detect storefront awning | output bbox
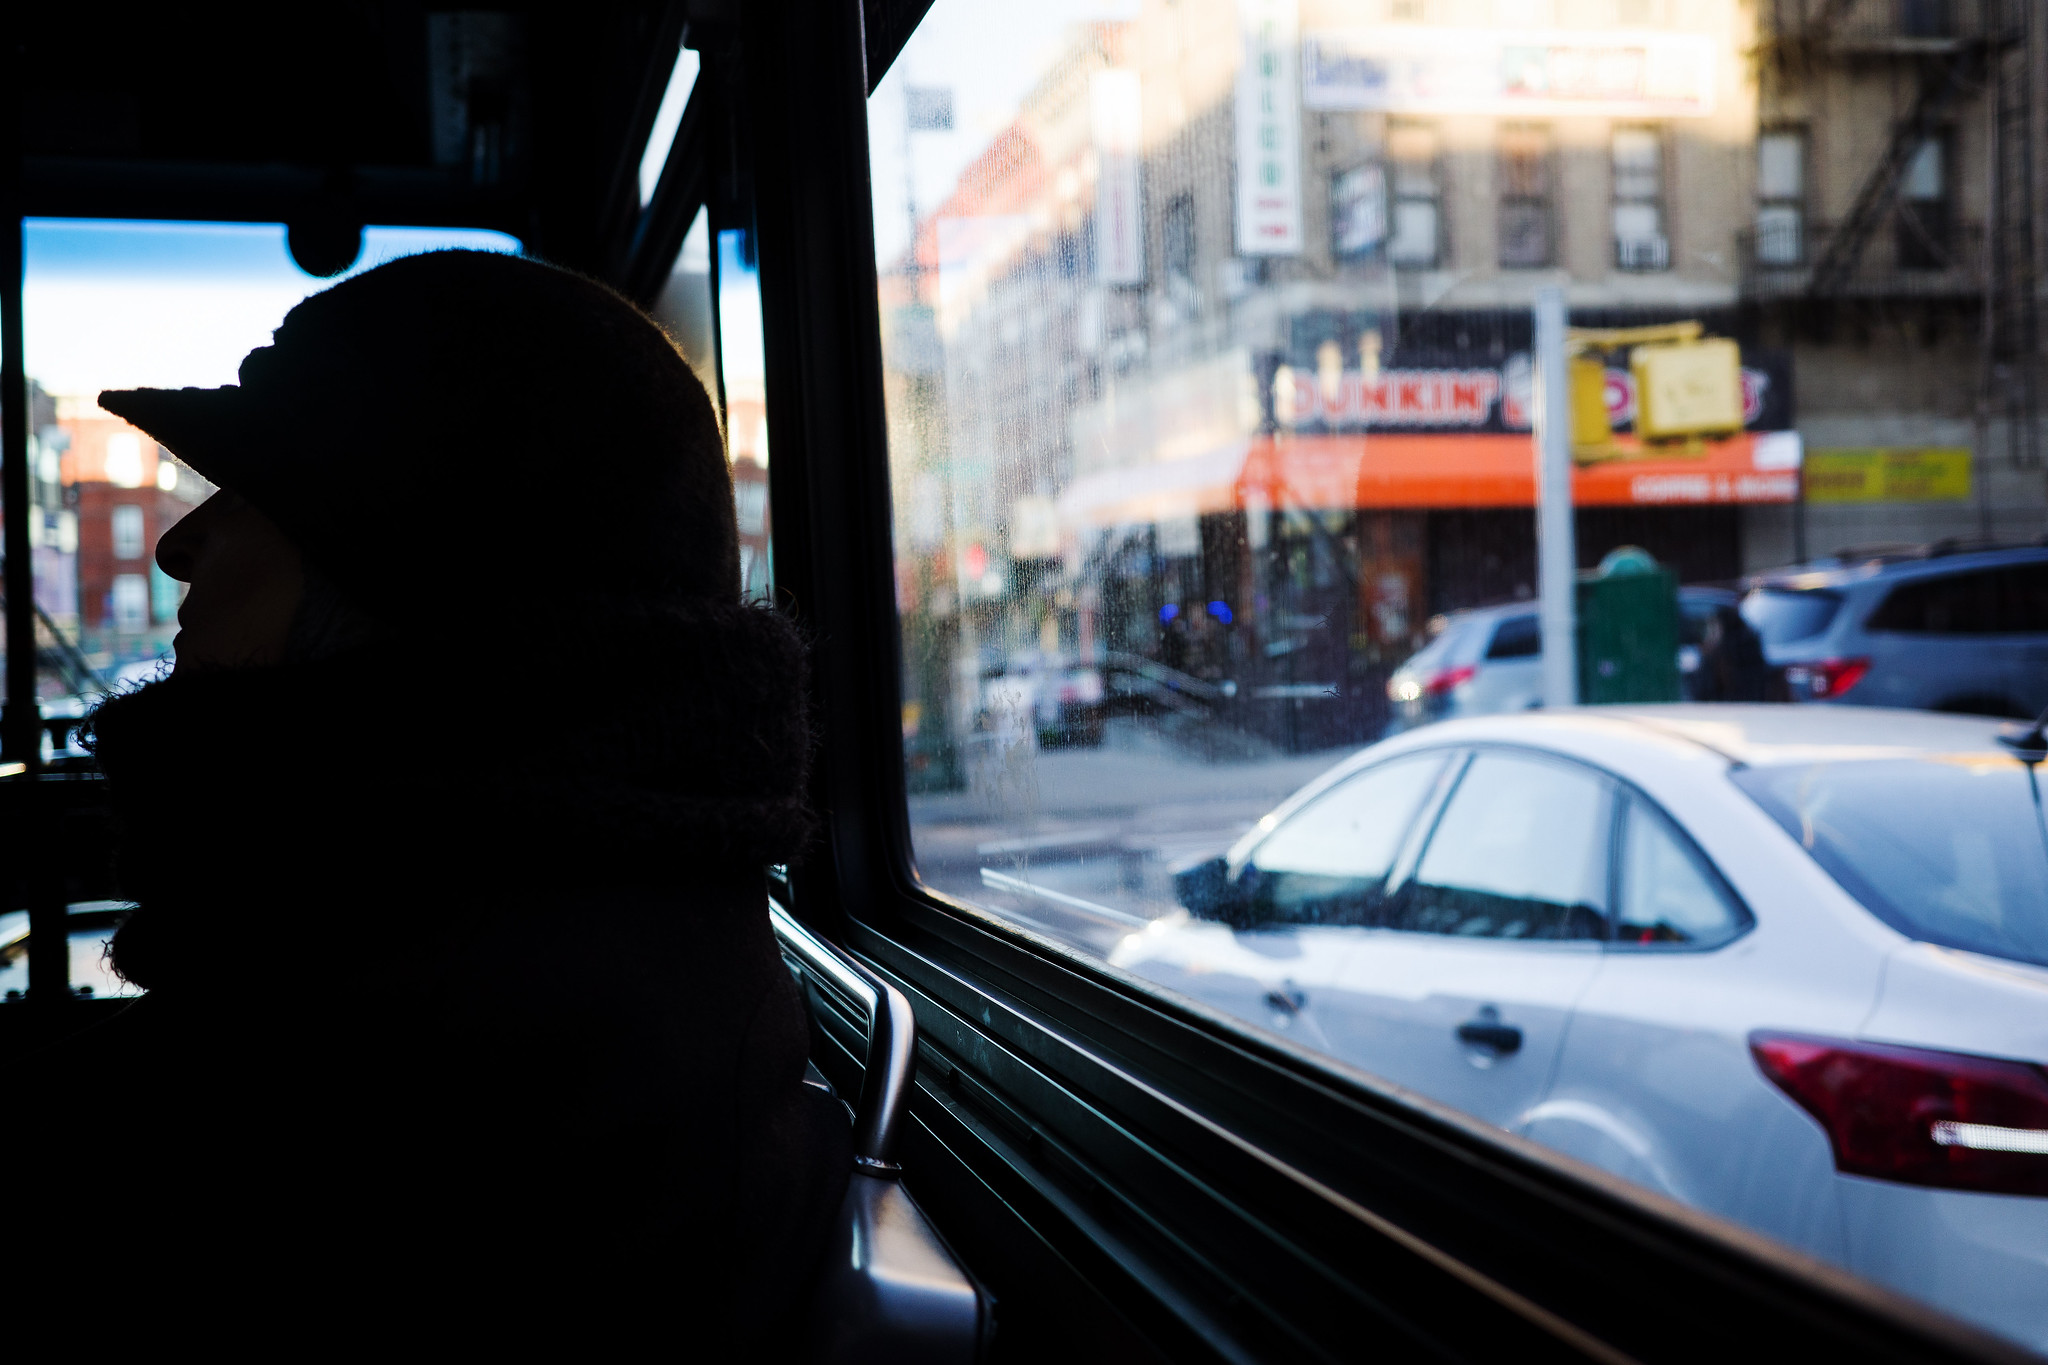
[1061,431,1800,527]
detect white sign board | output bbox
[1302,27,1716,118]
[1091,70,1145,285]
[1235,0,1302,256]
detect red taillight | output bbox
[1750,1032,2048,1195]
[1786,656,1870,699]
[1424,664,1477,697]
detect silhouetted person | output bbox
[5,251,849,1353]
[1696,603,1772,702]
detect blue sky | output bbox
[25,219,519,398]
[869,0,1138,267]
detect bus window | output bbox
[717,223,772,600]
[8,219,519,992]
[867,0,2048,1352]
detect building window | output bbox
[1497,125,1552,269]
[1386,125,1440,268]
[112,573,149,634]
[1755,128,1805,265]
[1897,133,1952,269]
[112,504,145,560]
[1161,192,1203,317]
[1612,127,1668,271]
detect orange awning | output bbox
[1246,433,1799,510]
[1060,432,1798,528]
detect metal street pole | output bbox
[1533,287,1576,708]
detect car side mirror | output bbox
[1173,855,1255,927]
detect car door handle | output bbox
[1265,985,1306,1015]
[1456,1018,1523,1055]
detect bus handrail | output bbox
[769,898,916,1176]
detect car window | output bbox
[2000,562,2048,632]
[1614,795,1750,948]
[1733,758,2048,969]
[1391,750,1610,940]
[1740,587,1843,646]
[1246,753,1449,926]
[1865,567,2005,634]
[1484,615,1540,660]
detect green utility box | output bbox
[1576,547,1681,705]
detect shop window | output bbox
[1611,127,1667,271]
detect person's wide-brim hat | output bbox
[100,249,739,625]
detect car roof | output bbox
[1380,704,2016,770]
[1746,543,2048,593]
[1434,600,1535,626]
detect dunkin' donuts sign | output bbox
[1275,367,1502,427]
[1271,349,1790,435]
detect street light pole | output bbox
[1533,286,1576,708]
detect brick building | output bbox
[57,400,211,673]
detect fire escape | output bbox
[1758,0,2039,469]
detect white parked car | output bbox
[1112,705,2048,1350]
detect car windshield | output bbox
[1733,757,2048,969]
[1739,587,1843,646]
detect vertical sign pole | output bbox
[1533,287,1576,708]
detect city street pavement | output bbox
[909,718,1360,956]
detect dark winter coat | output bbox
[4,602,848,1354]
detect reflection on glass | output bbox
[639,46,702,206]
[871,0,2048,1347]
[718,227,772,600]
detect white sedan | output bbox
[1110,705,2048,1350]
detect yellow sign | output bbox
[1805,448,1973,504]
[1632,338,1744,439]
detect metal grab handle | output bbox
[770,899,917,1177]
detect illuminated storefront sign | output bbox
[1272,355,1786,435]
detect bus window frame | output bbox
[726,2,2027,1362]
[0,5,2019,1359]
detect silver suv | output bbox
[1741,544,2048,717]
[1386,588,1758,733]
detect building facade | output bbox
[58,401,211,680]
[881,0,2045,752]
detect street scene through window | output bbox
[0,220,521,1001]
[871,0,2048,1350]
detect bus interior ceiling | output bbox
[9,5,693,279]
